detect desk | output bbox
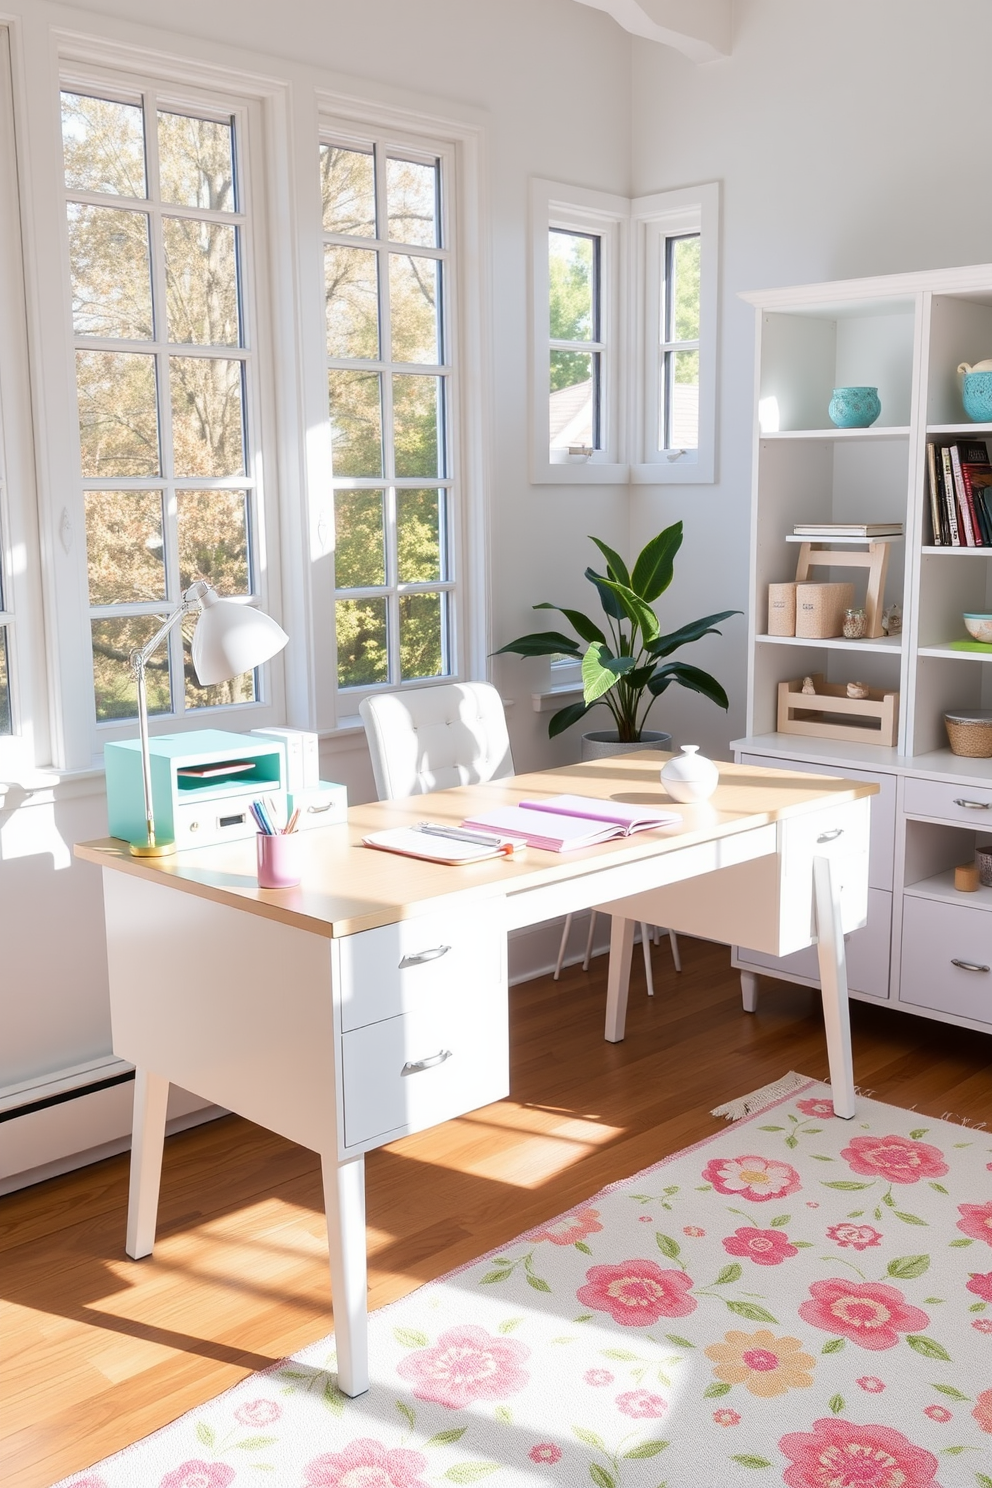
[76,753,875,1399]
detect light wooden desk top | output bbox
[75,753,877,939]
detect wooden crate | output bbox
[777,673,899,746]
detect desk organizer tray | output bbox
[777,673,899,746]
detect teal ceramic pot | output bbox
[828,386,881,428]
[962,371,992,422]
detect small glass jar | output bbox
[842,607,867,640]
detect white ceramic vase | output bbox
[660,744,719,802]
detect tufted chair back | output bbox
[359,682,514,801]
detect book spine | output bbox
[950,444,979,546]
[941,445,962,545]
[979,486,992,546]
[926,442,942,545]
[961,465,987,547]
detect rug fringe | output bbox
[711,1070,813,1121]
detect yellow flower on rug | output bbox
[704,1327,815,1396]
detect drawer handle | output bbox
[402,1049,453,1075]
[306,801,333,814]
[951,958,990,973]
[399,946,451,969]
[817,828,844,843]
[953,798,992,810]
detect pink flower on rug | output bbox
[701,1154,801,1202]
[722,1226,798,1265]
[825,1222,883,1251]
[705,1330,815,1397]
[841,1134,949,1184]
[924,1405,952,1423]
[974,1389,992,1433]
[584,1369,614,1386]
[973,1318,992,1333]
[576,1260,696,1325]
[396,1325,529,1409]
[683,1225,705,1237]
[71,1479,108,1488]
[234,1398,281,1427]
[527,1207,602,1246]
[528,1444,562,1464]
[856,1376,886,1393]
[967,1271,992,1302]
[805,1201,820,1209]
[713,1408,741,1427]
[779,1419,941,1488]
[957,1201,992,1246]
[616,1390,667,1418]
[799,1279,929,1350]
[796,1098,834,1119]
[304,1438,429,1487]
[637,1215,653,1222]
[159,1464,235,1488]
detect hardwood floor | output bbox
[2,938,991,1488]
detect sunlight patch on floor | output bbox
[389,1103,625,1186]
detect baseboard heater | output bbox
[0,1067,135,1124]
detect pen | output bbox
[285,808,301,835]
[415,821,505,847]
[251,799,274,835]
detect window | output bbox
[322,130,456,697]
[549,228,601,455]
[59,79,269,727]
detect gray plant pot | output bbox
[580,729,672,762]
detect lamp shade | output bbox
[190,587,289,686]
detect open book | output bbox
[362,824,525,865]
[460,794,681,853]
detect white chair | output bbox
[554,910,680,992]
[359,681,514,801]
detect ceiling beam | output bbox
[573,0,732,62]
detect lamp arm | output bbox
[127,589,203,854]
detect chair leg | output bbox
[554,913,572,981]
[640,922,655,997]
[668,928,681,973]
[582,910,597,971]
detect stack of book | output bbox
[792,522,904,539]
[926,439,992,546]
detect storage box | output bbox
[794,582,854,639]
[767,581,797,636]
[251,727,319,790]
[287,780,348,830]
[777,674,899,746]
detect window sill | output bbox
[532,683,584,713]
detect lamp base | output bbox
[129,837,176,857]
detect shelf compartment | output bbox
[756,633,901,653]
[919,644,992,661]
[777,673,899,746]
[761,427,911,441]
[920,545,992,555]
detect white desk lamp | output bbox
[128,580,289,857]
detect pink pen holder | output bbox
[256,832,300,889]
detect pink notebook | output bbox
[461,794,681,853]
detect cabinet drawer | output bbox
[337,911,503,1032]
[342,982,509,1147]
[903,776,992,828]
[900,896,992,1025]
[741,753,894,889]
[738,887,891,999]
[779,798,870,944]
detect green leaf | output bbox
[575,1240,593,1255]
[950,1238,975,1247]
[443,1464,499,1483]
[822,1181,873,1190]
[548,699,596,739]
[589,536,631,587]
[810,1155,836,1162]
[906,1334,951,1361]
[974,1473,992,1487]
[821,1338,845,1353]
[630,524,681,600]
[758,1126,784,1132]
[726,1301,777,1323]
[656,1233,682,1260]
[574,1313,595,1322]
[196,1422,215,1448]
[646,662,728,709]
[882,1192,896,1207]
[427,1428,469,1446]
[479,1268,513,1285]
[322,1381,345,1416]
[525,1273,552,1293]
[589,1465,616,1488]
[931,1384,970,1401]
[887,1254,930,1279]
[585,567,627,621]
[704,1381,733,1398]
[894,1211,928,1226]
[731,1455,773,1469]
[909,1128,930,1139]
[792,1241,815,1248]
[498,1317,524,1334]
[601,1349,640,1361]
[785,1135,799,1149]
[574,1426,608,1451]
[495,1406,512,1424]
[396,1401,417,1429]
[930,1182,949,1195]
[623,1440,670,1460]
[234,1436,279,1451]
[394,1327,429,1349]
[647,610,740,658]
[925,1298,945,1305]
[829,1395,845,1415]
[595,578,661,645]
[770,1214,791,1228]
[533,602,607,647]
[492,629,581,658]
[714,1263,743,1285]
[969,1302,988,1313]
[666,1335,695,1348]
[582,643,636,704]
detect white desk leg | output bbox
[321,1152,369,1398]
[604,916,636,1042]
[741,971,759,1012]
[813,855,856,1120]
[126,1068,170,1259]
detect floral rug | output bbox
[57,1078,992,1488]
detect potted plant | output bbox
[495,522,738,756]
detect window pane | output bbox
[386,157,437,247]
[170,357,245,476]
[325,245,379,360]
[549,350,596,451]
[336,597,387,687]
[393,374,441,478]
[61,92,146,198]
[0,628,10,735]
[164,218,240,346]
[76,350,160,477]
[389,254,439,365]
[158,112,234,211]
[183,627,255,710]
[328,369,383,477]
[321,144,375,237]
[68,204,153,340]
[400,591,445,680]
[177,489,249,593]
[92,614,171,722]
[664,348,699,451]
[549,229,595,342]
[397,488,443,583]
[334,489,385,588]
[668,234,701,343]
[85,490,166,604]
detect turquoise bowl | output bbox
[828,386,881,428]
[962,371,992,422]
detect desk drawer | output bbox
[342,981,509,1147]
[738,887,891,999]
[337,911,503,1032]
[780,798,870,943]
[900,896,992,1026]
[904,776,992,827]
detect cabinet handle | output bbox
[399,945,451,968]
[402,1049,453,1075]
[951,958,990,973]
[817,828,844,843]
[953,798,992,810]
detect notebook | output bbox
[460,794,681,852]
[362,824,526,864]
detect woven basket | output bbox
[945,710,992,757]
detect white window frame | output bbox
[631,182,719,485]
[531,179,628,485]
